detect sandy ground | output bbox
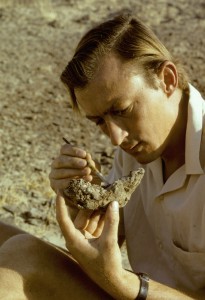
[0,0,205,267]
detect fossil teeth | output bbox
[63,168,144,210]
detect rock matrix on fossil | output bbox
[63,168,144,210]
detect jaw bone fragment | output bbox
[63,168,145,210]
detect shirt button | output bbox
[156,238,163,249]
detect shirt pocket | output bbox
[171,241,205,290]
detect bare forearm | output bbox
[101,269,203,300]
[147,280,198,300]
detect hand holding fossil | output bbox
[63,168,145,210]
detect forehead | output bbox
[74,54,144,115]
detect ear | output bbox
[158,61,178,96]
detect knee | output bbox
[0,233,58,299]
[0,221,26,246]
[0,233,45,271]
[0,233,36,253]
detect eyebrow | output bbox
[85,97,123,119]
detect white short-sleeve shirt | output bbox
[108,85,205,290]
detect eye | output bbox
[96,118,105,126]
[86,116,105,126]
[112,105,131,116]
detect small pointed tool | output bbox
[63,137,109,185]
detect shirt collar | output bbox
[185,84,204,175]
[147,84,204,196]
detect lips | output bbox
[121,143,139,153]
[121,143,140,154]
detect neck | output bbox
[162,156,185,182]
[162,87,189,182]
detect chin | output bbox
[131,151,158,164]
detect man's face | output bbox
[75,54,178,164]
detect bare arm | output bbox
[56,195,204,300]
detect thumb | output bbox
[101,201,119,243]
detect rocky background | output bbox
[0,0,205,265]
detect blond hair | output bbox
[61,14,188,110]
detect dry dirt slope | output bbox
[0,0,205,250]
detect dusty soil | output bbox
[0,0,205,266]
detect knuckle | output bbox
[60,144,72,154]
[60,144,67,154]
[51,159,57,168]
[68,157,77,168]
[57,157,66,168]
[51,157,61,168]
[53,156,70,169]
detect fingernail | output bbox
[79,160,86,167]
[111,201,119,211]
[76,150,86,157]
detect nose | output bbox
[105,119,128,146]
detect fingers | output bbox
[50,153,90,182]
[60,144,86,158]
[50,177,70,192]
[92,214,105,238]
[50,166,90,180]
[85,211,104,235]
[68,202,119,241]
[56,195,96,253]
[49,143,94,193]
[50,166,90,182]
[50,175,94,193]
[51,155,87,170]
[86,153,96,169]
[101,201,119,245]
[56,194,76,241]
[56,194,103,235]
[74,210,93,230]
[74,210,105,237]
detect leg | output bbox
[0,233,114,300]
[0,221,26,246]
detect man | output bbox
[0,14,204,299]
[50,14,205,299]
